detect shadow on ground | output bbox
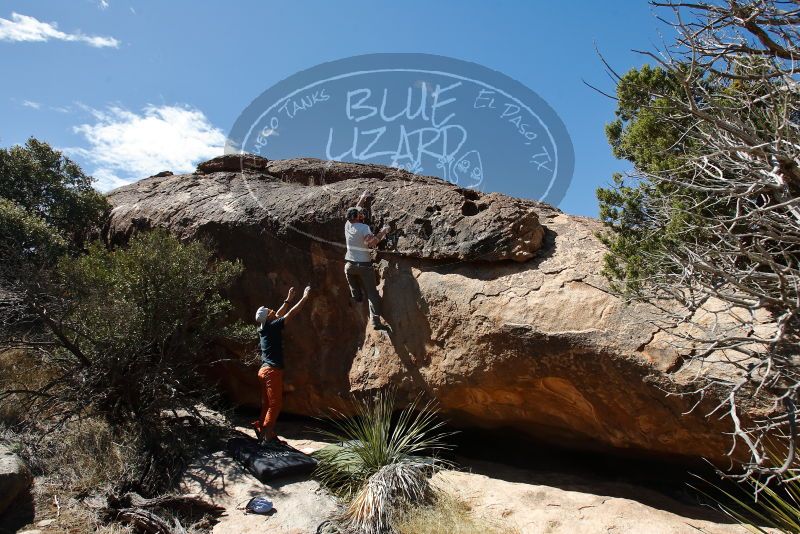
[0,488,35,534]
[232,410,739,526]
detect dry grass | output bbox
[1,350,140,533]
[26,487,134,534]
[0,418,140,533]
[343,461,435,534]
[392,492,519,534]
[33,417,139,493]
[1,349,138,492]
[0,349,59,425]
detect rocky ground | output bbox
[176,418,749,534]
[178,424,338,534]
[1,415,754,534]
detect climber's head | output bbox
[255,306,277,325]
[346,206,365,223]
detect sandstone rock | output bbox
[111,155,543,263]
[435,464,748,533]
[0,444,32,517]
[107,155,740,464]
[196,153,270,174]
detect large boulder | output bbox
[106,155,740,464]
[0,445,32,517]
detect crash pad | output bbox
[226,437,317,483]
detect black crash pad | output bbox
[226,437,317,483]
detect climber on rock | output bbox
[253,285,311,444]
[344,190,391,331]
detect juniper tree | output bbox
[598,0,800,479]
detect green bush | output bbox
[0,198,67,269]
[0,137,108,249]
[313,390,453,534]
[2,229,244,493]
[313,390,452,499]
[55,229,243,423]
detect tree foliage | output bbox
[598,65,702,289]
[597,0,800,479]
[0,198,67,273]
[1,229,244,492]
[0,138,109,249]
[0,140,245,509]
[55,230,243,422]
[0,139,106,359]
[0,138,109,325]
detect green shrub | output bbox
[313,390,452,499]
[0,137,108,249]
[0,198,67,270]
[313,390,453,534]
[53,229,243,423]
[1,229,245,494]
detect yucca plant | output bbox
[312,389,454,533]
[345,461,434,534]
[695,469,800,533]
[313,389,453,499]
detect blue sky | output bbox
[0,0,669,217]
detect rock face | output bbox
[107,154,738,464]
[0,445,32,517]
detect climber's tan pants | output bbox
[344,261,382,325]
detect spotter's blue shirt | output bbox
[259,317,285,369]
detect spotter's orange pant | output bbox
[256,365,283,439]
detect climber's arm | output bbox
[356,190,373,209]
[364,226,390,248]
[283,286,311,322]
[275,287,295,318]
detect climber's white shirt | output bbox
[344,221,373,263]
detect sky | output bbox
[0,0,672,217]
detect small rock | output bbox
[36,519,55,527]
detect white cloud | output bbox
[99,0,109,9]
[90,167,130,191]
[22,100,41,109]
[0,12,120,48]
[70,104,226,191]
